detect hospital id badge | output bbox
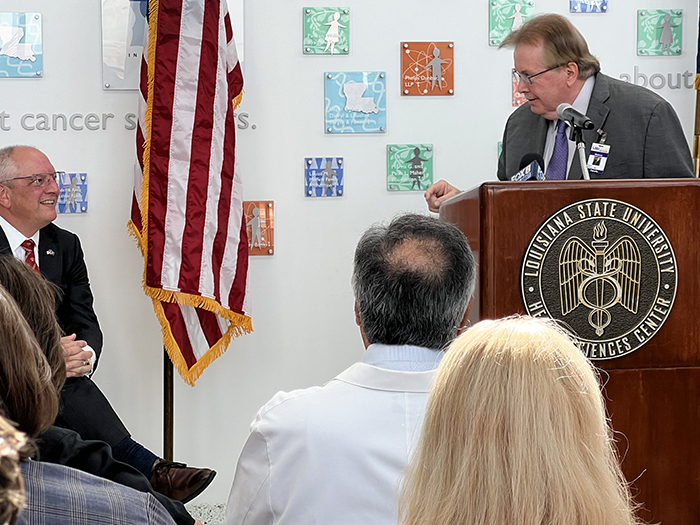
[587,143,610,174]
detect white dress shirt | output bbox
[225,344,443,525]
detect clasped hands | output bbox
[61,334,93,378]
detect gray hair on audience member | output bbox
[0,147,19,183]
[352,213,476,350]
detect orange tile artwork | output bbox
[400,41,454,96]
[512,75,527,107]
[244,201,274,256]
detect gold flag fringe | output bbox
[153,298,252,386]
[694,73,700,90]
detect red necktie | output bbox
[20,239,40,274]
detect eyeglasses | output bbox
[1,171,64,188]
[512,64,564,85]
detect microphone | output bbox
[510,153,545,181]
[556,103,594,130]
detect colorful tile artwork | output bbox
[305,157,344,197]
[637,9,682,56]
[569,0,608,13]
[387,144,434,192]
[244,201,274,256]
[57,172,88,214]
[303,7,349,55]
[400,42,454,96]
[324,71,386,133]
[489,0,534,47]
[512,75,527,107]
[0,12,43,78]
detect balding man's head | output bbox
[352,214,476,350]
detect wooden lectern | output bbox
[440,179,700,524]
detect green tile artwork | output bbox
[387,144,434,192]
[637,9,682,56]
[303,7,350,55]
[489,0,535,46]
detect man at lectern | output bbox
[425,13,693,213]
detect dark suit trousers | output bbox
[54,377,130,449]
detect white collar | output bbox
[0,215,40,257]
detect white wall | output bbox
[1,0,697,503]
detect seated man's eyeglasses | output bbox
[512,64,565,85]
[1,172,64,187]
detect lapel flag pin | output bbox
[46,249,55,256]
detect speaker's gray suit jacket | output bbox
[497,73,693,180]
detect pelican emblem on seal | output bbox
[559,221,641,336]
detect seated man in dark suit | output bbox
[424,13,693,212]
[0,145,214,504]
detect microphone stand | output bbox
[570,123,590,180]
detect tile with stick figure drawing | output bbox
[244,201,274,256]
[400,42,454,96]
[305,157,344,197]
[569,0,607,13]
[489,0,535,47]
[637,10,682,56]
[303,7,350,55]
[57,172,88,214]
[387,144,433,192]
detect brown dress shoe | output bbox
[149,460,216,503]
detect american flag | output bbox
[129,0,251,386]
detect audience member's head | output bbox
[0,278,61,438]
[0,257,64,394]
[0,416,26,525]
[352,214,476,350]
[401,316,641,525]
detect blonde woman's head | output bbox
[401,316,640,525]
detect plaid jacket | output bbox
[17,460,176,525]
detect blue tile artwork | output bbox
[57,172,88,214]
[324,71,386,134]
[305,157,344,197]
[0,12,43,78]
[570,0,608,13]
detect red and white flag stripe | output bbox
[129,0,251,385]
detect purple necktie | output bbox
[547,120,568,180]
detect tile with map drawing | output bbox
[387,144,433,192]
[489,0,534,47]
[324,71,386,134]
[244,201,274,256]
[57,172,88,214]
[400,42,453,96]
[0,12,42,78]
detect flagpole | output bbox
[694,89,700,177]
[164,348,174,461]
[695,10,700,177]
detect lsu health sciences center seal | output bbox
[521,198,677,360]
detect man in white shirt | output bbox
[225,213,476,525]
